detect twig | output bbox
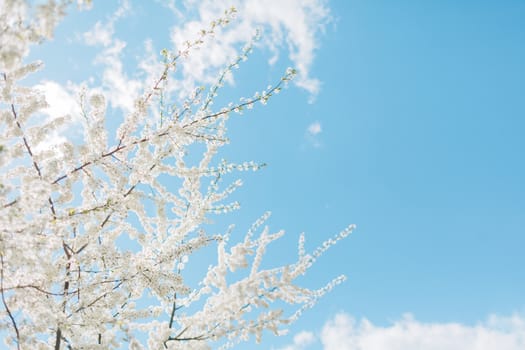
[1,255,21,350]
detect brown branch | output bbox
[55,242,73,350]
[72,280,124,314]
[52,137,146,185]
[168,293,177,329]
[0,276,125,300]
[4,75,57,218]
[184,79,287,129]
[2,199,17,209]
[54,328,62,350]
[51,71,287,188]
[1,255,20,350]
[1,284,66,296]
[163,324,214,348]
[100,213,112,228]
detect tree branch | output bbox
[4,72,57,218]
[1,255,20,350]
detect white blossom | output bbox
[0,2,353,349]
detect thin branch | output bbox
[72,280,124,314]
[54,328,62,350]
[56,242,73,350]
[168,293,177,329]
[1,255,21,350]
[1,284,67,296]
[2,199,17,208]
[164,324,215,347]
[4,74,57,218]
[51,72,288,188]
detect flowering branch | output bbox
[0,2,353,349]
[1,255,20,350]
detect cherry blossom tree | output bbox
[0,1,354,349]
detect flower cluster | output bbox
[0,2,353,349]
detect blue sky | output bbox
[28,0,525,349]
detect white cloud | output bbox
[79,0,330,112]
[304,121,322,148]
[281,312,525,350]
[169,0,330,97]
[94,39,142,112]
[153,0,184,18]
[278,331,316,350]
[36,81,81,121]
[307,121,322,135]
[83,21,113,47]
[82,0,144,113]
[83,0,130,47]
[33,80,82,152]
